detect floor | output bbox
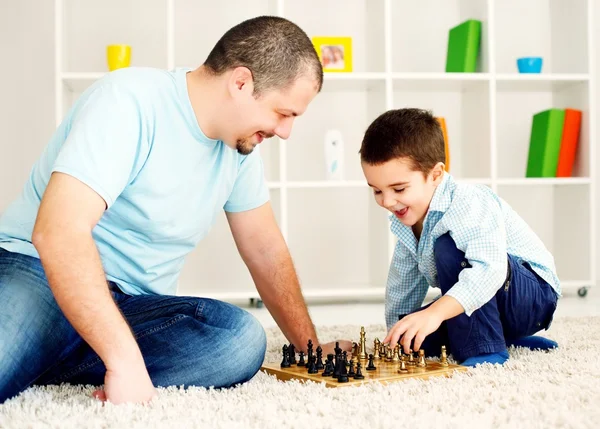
[246,287,600,329]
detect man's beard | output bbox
[236,138,255,155]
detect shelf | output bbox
[496,178,591,186]
[392,73,489,92]
[62,72,105,92]
[322,73,386,91]
[496,74,590,92]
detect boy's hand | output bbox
[383,308,444,354]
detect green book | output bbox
[526,109,566,178]
[445,19,481,73]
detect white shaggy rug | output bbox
[1,316,599,429]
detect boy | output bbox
[359,108,560,367]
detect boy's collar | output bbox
[427,173,452,213]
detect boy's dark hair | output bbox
[204,16,323,96]
[359,108,446,175]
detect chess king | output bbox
[360,108,560,367]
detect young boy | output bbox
[360,108,560,367]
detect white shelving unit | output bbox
[53,0,595,302]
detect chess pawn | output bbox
[366,354,376,371]
[322,355,334,377]
[441,345,449,366]
[407,349,415,366]
[297,351,306,367]
[417,349,427,368]
[398,359,408,373]
[392,344,400,362]
[307,355,318,374]
[385,347,393,362]
[379,344,386,359]
[354,361,365,380]
[347,359,356,377]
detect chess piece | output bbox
[386,347,393,362]
[354,362,365,380]
[280,345,291,368]
[307,339,314,362]
[373,338,381,360]
[288,343,297,365]
[407,349,415,366]
[392,344,400,362]
[337,354,349,382]
[398,359,408,373]
[379,344,386,359]
[352,342,359,359]
[417,349,427,367]
[307,355,318,374]
[441,345,449,366]
[333,351,342,378]
[322,354,334,377]
[348,359,360,377]
[297,351,306,367]
[359,326,369,360]
[366,354,376,371]
[316,346,324,370]
[334,341,342,356]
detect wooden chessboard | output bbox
[261,357,467,388]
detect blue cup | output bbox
[517,57,543,73]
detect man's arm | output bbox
[32,172,156,404]
[226,203,351,354]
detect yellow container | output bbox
[106,45,131,71]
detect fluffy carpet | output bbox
[1,316,599,429]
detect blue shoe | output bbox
[461,350,509,367]
[507,336,558,351]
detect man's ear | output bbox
[228,66,254,96]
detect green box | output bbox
[526,109,566,178]
[446,19,482,73]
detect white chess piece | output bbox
[324,129,344,180]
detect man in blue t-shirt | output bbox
[0,16,351,404]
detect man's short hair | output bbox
[204,16,323,95]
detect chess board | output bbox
[261,357,466,388]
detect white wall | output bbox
[0,1,55,211]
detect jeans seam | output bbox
[195,299,206,320]
[46,314,188,384]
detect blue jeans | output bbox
[0,247,267,403]
[400,233,558,362]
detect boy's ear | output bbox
[431,162,445,183]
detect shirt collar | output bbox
[428,172,453,214]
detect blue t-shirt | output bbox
[0,67,270,296]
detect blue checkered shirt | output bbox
[385,173,561,329]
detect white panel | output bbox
[64,0,167,72]
[174,0,277,69]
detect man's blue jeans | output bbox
[0,247,267,403]
[400,233,559,362]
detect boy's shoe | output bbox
[461,350,509,367]
[507,336,558,351]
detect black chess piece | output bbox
[315,346,324,370]
[347,359,356,377]
[333,352,342,378]
[366,353,376,371]
[307,339,314,362]
[322,354,334,377]
[288,343,297,365]
[354,362,365,380]
[280,345,291,368]
[307,355,318,374]
[297,351,306,367]
[334,341,342,356]
[337,353,349,383]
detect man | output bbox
[0,16,351,405]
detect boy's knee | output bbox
[433,233,458,262]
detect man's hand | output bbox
[93,361,157,404]
[383,308,443,354]
[319,340,353,356]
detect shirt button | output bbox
[460,261,467,268]
[537,322,541,327]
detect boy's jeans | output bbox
[400,233,558,362]
[0,247,267,403]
